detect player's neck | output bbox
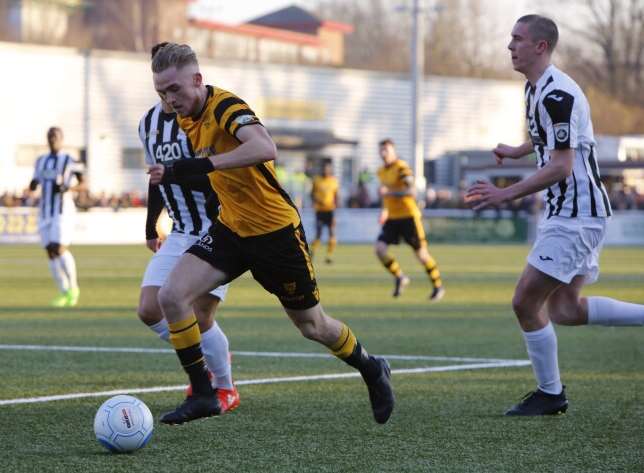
[191,86,209,120]
[525,61,551,86]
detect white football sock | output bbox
[200,322,233,389]
[148,319,170,342]
[587,296,644,326]
[48,257,69,293]
[59,251,78,290]
[522,321,563,395]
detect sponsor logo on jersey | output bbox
[195,146,216,159]
[197,234,213,252]
[283,281,297,295]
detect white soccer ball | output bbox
[93,395,154,453]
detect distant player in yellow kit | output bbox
[375,139,445,300]
[310,161,339,264]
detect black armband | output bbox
[161,158,215,184]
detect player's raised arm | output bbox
[492,142,534,165]
[209,124,277,171]
[467,148,573,210]
[147,124,277,185]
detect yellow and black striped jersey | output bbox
[177,86,300,237]
[311,176,338,212]
[377,159,420,219]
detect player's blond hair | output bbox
[151,43,198,73]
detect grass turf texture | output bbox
[0,243,642,472]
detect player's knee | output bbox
[137,297,161,326]
[157,284,186,314]
[374,242,386,258]
[511,291,532,319]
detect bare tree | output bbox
[562,0,644,105]
[84,0,159,52]
[316,0,410,73]
[316,0,513,78]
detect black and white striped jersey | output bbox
[32,152,82,221]
[526,64,612,218]
[138,102,216,236]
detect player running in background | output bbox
[147,42,393,425]
[467,15,644,416]
[375,139,444,301]
[310,160,339,264]
[137,43,239,413]
[28,127,83,307]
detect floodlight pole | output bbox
[410,0,426,195]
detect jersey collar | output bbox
[193,85,214,121]
[534,64,556,91]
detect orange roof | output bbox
[189,18,321,46]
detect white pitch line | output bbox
[0,360,531,407]
[0,344,521,364]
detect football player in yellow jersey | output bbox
[310,161,339,264]
[146,43,393,425]
[375,139,445,301]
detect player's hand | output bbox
[378,210,388,225]
[465,180,509,210]
[147,165,165,185]
[378,186,388,197]
[146,238,162,253]
[492,143,520,165]
[52,183,68,193]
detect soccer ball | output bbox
[93,395,154,453]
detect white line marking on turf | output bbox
[0,344,520,364]
[0,360,531,406]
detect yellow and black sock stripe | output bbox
[381,255,402,278]
[330,324,379,381]
[424,254,442,288]
[330,324,357,359]
[168,315,213,395]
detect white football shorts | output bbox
[38,215,75,247]
[141,232,229,301]
[527,215,607,284]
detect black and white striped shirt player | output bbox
[526,64,612,219]
[139,101,216,236]
[138,102,228,300]
[525,64,611,285]
[31,151,83,247]
[32,151,83,223]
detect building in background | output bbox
[0,1,351,66]
[187,5,353,66]
[0,40,526,208]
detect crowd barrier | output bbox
[1,207,643,246]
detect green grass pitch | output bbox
[0,243,642,472]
